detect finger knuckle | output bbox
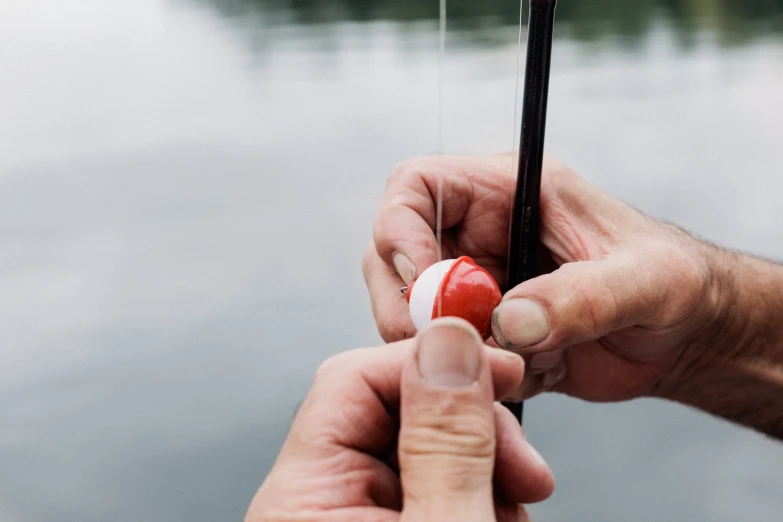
[400,397,494,461]
[543,157,575,187]
[543,154,569,175]
[378,318,414,343]
[375,227,437,265]
[372,209,434,263]
[406,234,439,257]
[388,156,431,186]
[314,350,359,382]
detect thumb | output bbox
[399,317,497,522]
[491,249,702,357]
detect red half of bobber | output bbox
[405,256,502,339]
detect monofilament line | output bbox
[511,0,524,177]
[436,0,446,319]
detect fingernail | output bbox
[542,364,566,390]
[393,252,416,285]
[491,298,550,350]
[528,349,564,374]
[417,317,481,388]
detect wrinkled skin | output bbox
[363,153,721,402]
[246,319,555,522]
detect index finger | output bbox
[373,155,486,278]
[289,338,525,456]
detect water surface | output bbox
[1,1,783,521]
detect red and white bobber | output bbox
[404,256,502,339]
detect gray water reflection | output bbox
[1,1,783,521]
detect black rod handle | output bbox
[502,0,557,425]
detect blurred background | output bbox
[2,0,783,521]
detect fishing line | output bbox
[426,0,555,428]
[511,0,525,177]
[436,0,446,319]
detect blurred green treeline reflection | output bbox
[193,0,783,46]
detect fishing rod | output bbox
[502,0,557,425]
[403,1,557,426]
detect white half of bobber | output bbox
[407,259,456,331]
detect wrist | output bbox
[658,237,783,436]
[690,242,783,376]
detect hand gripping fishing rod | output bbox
[502,0,557,425]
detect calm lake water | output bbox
[2,1,783,521]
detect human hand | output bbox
[363,153,723,403]
[246,318,554,521]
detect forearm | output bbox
[662,243,783,438]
